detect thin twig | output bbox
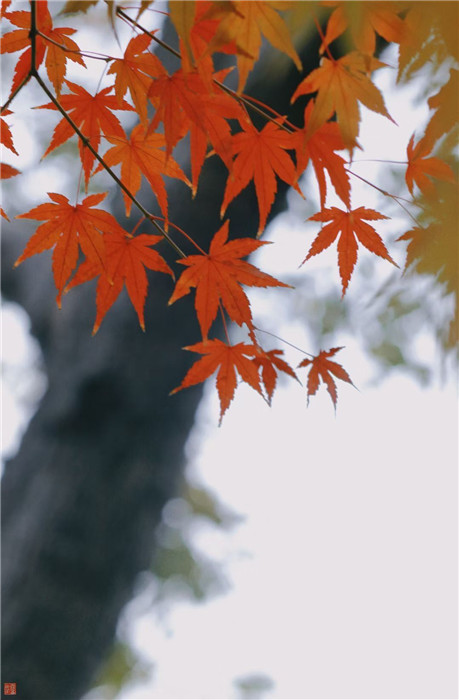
[1,74,32,113]
[36,30,114,62]
[30,0,37,72]
[346,168,423,225]
[116,6,297,136]
[116,7,181,59]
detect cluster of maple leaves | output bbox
[1,0,457,421]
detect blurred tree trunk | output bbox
[1,17,319,700]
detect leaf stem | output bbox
[345,168,423,225]
[253,325,314,357]
[220,304,232,345]
[313,14,334,63]
[164,219,207,255]
[350,159,407,165]
[238,92,298,133]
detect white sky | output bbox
[1,8,458,700]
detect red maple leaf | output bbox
[148,66,245,192]
[0,162,20,179]
[169,220,290,338]
[65,227,173,333]
[15,192,117,303]
[293,100,350,208]
[37,80,134,187]
[107,33,164,123]
[1,0,85,95]
[405,134,456,196]
[1,109,18,155]
[305,206,397,294]
[298,347,354,408]
[171,339,263,423]
[252,347,298,403]
[221,119,303,236]
[94,124,190,220]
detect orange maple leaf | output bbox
[298,346,354,408]
[291,51,394,150]
[168,0,197,65]
[107,33,163,123]
[405,134,456,196]
[1,110,18,155]
[293,100,351,208]
[37,81,134,187]
[64,228,173,333]
[176,0,221,79]
[221,119,303,236]
[1,1,85,95]
[148,67,245,192]
[252,347,298,403]
[1,1,12,18]
[171,339,263,423]
[306,206,397,295]
[424,68,459,146]
[15,192,117,303]
[320,1,406,57]
[94,124,190,220]
[169,220,290,338]
[0,163,20,179]
[201,0,302,92]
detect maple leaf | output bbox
[65,228,173,333]
[221,119,303,236]
[398,3,458,84]
[0,163,20,179]
[201,0,302,92]
[320,1,406,57]
[397,181,458,298]
[305,206,397,295]
[291,51,394,150]
[1,1,12,18]
[148,66,245,192]
[252,347,298,403]
[14,192,118,304]
[107,33,164,123]
[293,100,350,208]
[168,0,197,64]
[1,110,18,155]
[1,208,10,221]
[169,220,290,338]
[94,124,190,221]
[37,80,134,187]
[1,1,85,95]
[171,339,263,423]
[177,0,221,79]
[298,346,354,408]
[405,134,456,197]
[424,68,459,146]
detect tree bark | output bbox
[1,17,320,700]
